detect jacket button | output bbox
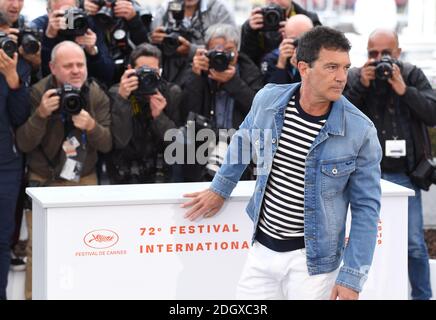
[332,168,338,175]
[272,138,276,144]
[255,140,259,145]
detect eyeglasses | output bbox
[368,49,393,59]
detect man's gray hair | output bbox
[205,23,240,49]
[47,0,80,11]
[51,40,85,63]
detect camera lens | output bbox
[63,94,83,115]
[96,6,114,27]
[0,37,18,58]
[21,34,40,54]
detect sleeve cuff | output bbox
[335,266,369,293]
[210,173,238,199]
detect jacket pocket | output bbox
[321,157,356,196]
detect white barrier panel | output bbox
[27,180,413,300]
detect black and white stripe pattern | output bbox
[258,95,327,241]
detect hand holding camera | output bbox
[113,0,136,21]
[72,109,96,132]
[360,59,376,88]
[84,0,100,15]
[0,49,19,89]
[46,9,68,38]
[209,65,236,84]
[37,89,61,119]
[175,35,190,56]
[277,38,297,69]
[149,90,167,119]
[75,29,98,56]
[119,67,138,99]
[192,48,209,76]
[150,26,167,45]
[248,7,264,31]
[388,63,406,96]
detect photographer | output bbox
[240,0,320,67]
[15,41,111,299]
[261,14,313,84]
[31,0,114,87]
[82,0,150,83]
[181,23,263,182]
[0,13,30,300]
[150,0,235,85]
[0,0,41,73]
[344,29,436,300]
[108,43,182,184]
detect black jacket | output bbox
[107,80,182,183]
[344,62,436,184]
[240,2,321,67]
[181,52,264,129]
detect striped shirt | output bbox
[256,93,329,252]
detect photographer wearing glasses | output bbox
[344,29,436,300]
[15,40,111,299]
[82,0,151,84]
[150,0,235,86]
[0,9,30,301]
[180,23,263,182]
[240,0,320,68]
[107,43,182,184]
[30,0,114,87]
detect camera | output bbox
[56,84,86,115]
[261,4,286,32]
[207,50,235,72]
[93,0,117,27]
[18,27,43,55]
[130,66,161,96]
[410,157,436,191]
[168,0,185,21]
[161,30,181,56]
[372,55,397,81]
[59,8,89,37]
[0,32,18,58]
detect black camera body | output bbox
[56,84,86,116]
[59,8,89,37]
[372,55,397,81]
[93,0,117,27]
[410,157,436,191]
[18,27,43,55]
[130,66,161,96]
[261,4,286,32]
[207,50,235,72]
[0,32,18,58]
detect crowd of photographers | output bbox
[0,0,435,301]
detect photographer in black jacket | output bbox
[344,29,436,300]
[108,43,182,184]
[82,0,150,83]
[240,0,320,67]
[180,23,263,182]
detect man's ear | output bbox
[298,61,310,78]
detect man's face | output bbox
[267,0,291,9]
[134,56,160,71]
[49,0,76,12]
[367,32,401,61]
[0,0,24,24]
[299,48,351,103]
[50,45,87,88]
[207,37,238,66]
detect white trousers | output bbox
[236,241,339,300]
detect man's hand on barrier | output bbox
[181,189,225,221]
[329,284,359,300]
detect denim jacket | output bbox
[210,83,382,292]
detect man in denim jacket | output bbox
[182,26,382,300]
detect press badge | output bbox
[385,139,406,158]
[60,135,86,182]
